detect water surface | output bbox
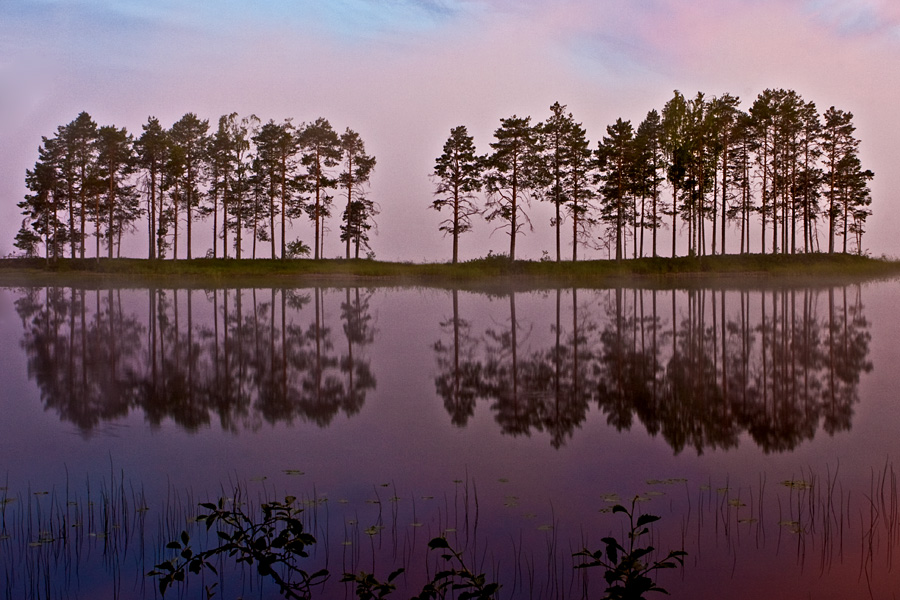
[2,277,899,598]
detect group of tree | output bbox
[432,90,874,262]
[17,112,376,261]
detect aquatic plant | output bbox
[574,497,686,600]
[148,494,328,599]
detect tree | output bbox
[135,117,169,259]
[96,125,137,258]
[706,94,741,255]
[483,115,541,260]
[563,118,596,261]
[822,107,861,254]
[18,137,66,261]
[206,114,237,259]
[682,92,715,256]
[595,118,634,261]
[297,118,341,260]
[253,119,299,259]
[726,112,755,254]
[227,114,260,259]
[338,129,376,259]
[796,99,823,253]
[169,113,209,259]
[431,125,482,264]
[837,153,873,254]
[538,103,573,262]
[162,142,185,259]
[661,92,689,258]
[633,110,664,257]
[58,112,99,259]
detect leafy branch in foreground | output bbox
[345,536,499,600]
[574,497,686,600]
[412,536,500,600]
[147,495,327,599]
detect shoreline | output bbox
[1,254,898,290]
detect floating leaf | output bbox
[780,480,812,490]
[282,469,304,476]
[778,520,803,534]
[600,493,620,503]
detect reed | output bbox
[5,461,900,599]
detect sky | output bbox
[1,0,899,262]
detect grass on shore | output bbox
[1,252,899,284]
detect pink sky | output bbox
[2,0,898,261]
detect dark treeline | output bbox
[433,285,871,452]
[433,91,873,262]
[13,285,870,453]
[16,113,376,262]
[17,90,873,266]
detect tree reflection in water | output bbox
[13,284,870,453]
[432,285,871,453]
[15,286,376,434]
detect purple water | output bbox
[1,278,898,598]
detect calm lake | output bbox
[2,276,900,599]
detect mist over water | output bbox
[1,277,898,598]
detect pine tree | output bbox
[207,114,237,258]
[483,115,541,260]
[135,117,168,259]
[169,113,209,259]
[595,118,634,261]
[432,125,482,264]
[297,118,341,260]
[662,92,689,258]
[96,124,137,258]
[58,112,99,259]
[254,120,299,259]
[822,107,860,254]
[338,129,376,259]
[707,94,741,255]
[633,110,664,257]
[18,137,66,261]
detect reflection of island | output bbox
[432,286,871,453]
[14,286,376,435]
